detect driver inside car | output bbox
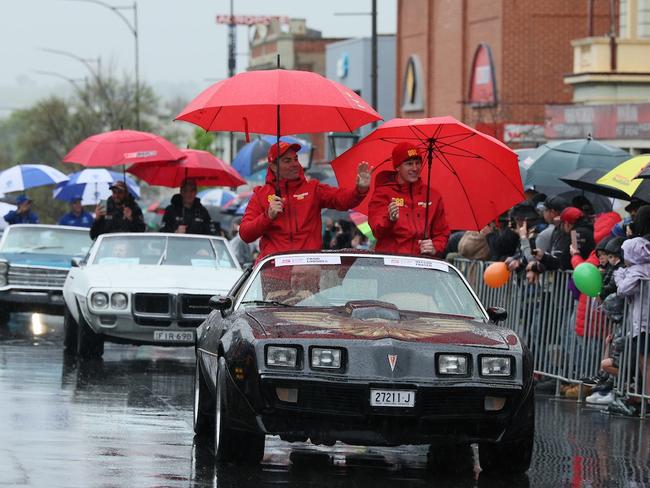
[265,265,322,305]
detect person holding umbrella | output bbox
[58,197,94,228]
[160,178,212,235]
[4,195,39,225]
[90,180,145,239]
[239,142,371,261]
[368,142,450,256]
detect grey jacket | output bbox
[614,237,650,337]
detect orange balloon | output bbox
[483,262,510,288]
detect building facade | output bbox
[396,0,614,146]
[325,36,396,159]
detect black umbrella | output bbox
[559,168,631,201]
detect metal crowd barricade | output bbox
[451,258,650,413]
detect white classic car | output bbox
[63,233,243,358]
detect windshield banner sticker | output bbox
[275,255,341,267]
[383,257,449,272]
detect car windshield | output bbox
[0,226,91,256]
[91,235,237,268]
[239,255,485,319]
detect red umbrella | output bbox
[331,117,524,231]
[127,149,246,188]
[175,68,381,194]
[175,69,381,135]
[63,129,186,167]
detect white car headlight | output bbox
[111,293,128,310]
[91,292,109,310]
[438,354,469,375]
[311,348,342,369]
[481,356,512,376]
[266,346,298,368]
[0,261,8,274]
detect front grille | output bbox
[268,383,366,415]
[134,316,172,327]
[7,266,68,288]
[181,294,212,316]
[133,293,170,315]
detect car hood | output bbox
[246,309,512,349]
[0,252,74,269]
[82,265,242,293]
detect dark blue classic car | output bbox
[0,224,92,326]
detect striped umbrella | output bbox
[349,210,375,241]
[53,169,139,205]
[197,188,237,207]
[0,164,68,194]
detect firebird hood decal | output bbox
[247,310,509,348]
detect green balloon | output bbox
[572,263,603,297]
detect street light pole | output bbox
[60,0,140,129]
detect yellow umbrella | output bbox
[597,154,650,196]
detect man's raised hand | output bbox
[267,195,284,220]
[356,161,371,192]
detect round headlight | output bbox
[91,292,109,309]
[0,261,8,274]
[111,293,128,310]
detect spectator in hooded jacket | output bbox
[89,181,145,240]
[368,142,450,257]
[160,178,212,235]
[58,197,94,228]
[239,142,370,262]
[4,195,39,225]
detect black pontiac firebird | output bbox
[194,251,534,473]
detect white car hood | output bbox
[82,264,241,294]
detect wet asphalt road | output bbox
[1,314,650,487]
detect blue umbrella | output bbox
[54,169,139,205]
[0,164,68,194]
[197,188,237,207]
[232,135,311,177]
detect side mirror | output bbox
[487,306,508,323]
[209,295,233,312]
[71,257,83,268]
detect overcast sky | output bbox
[0,0,396,112]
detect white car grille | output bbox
[8,266,68,288]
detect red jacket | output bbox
[368,171,450,256]
[239,167,367,261]
[570,212,621,337]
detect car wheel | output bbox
[214,358,265,465]
[63,305,78,353]
[194,355,215,435]
[0,306,10,328]
[479,391,535,474]
[427,443,474,473]
[77,312,104,359]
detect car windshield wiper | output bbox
[241,300,293,308]
[17,245,63,253]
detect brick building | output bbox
[396,0,615,146]
[248,19,344,162]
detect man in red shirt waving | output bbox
[368,142,450,256]
[240,142,371,261]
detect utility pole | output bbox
[228,0,236,161]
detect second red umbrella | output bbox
[63,129,186,167]
[128,149,246,188]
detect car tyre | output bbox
[194,355,215,435]
[77,311,104,359]
[63,305,78,353]
[214,358,265,465]
[0,306,10,328]
[427,443,474,473]
[479,391,535,474]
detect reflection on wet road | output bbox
[1,313,649,487]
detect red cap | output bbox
[560,207,583,225]
[267,142,301,163]
[392,142,421,169]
